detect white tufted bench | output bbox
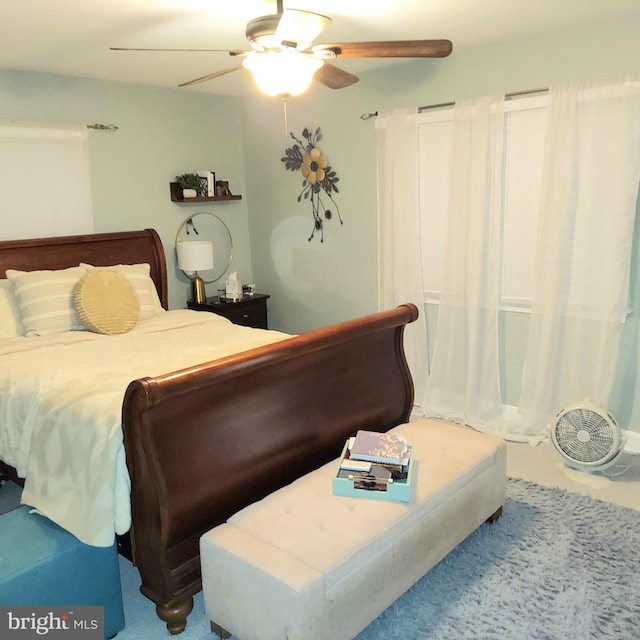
[200,418,506,640]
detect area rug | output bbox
[111,478,640,640]
[2,478,638,639]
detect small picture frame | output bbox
[215,180,231,197]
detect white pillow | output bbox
[6,267,87,337]
[80,263,164,321]
[0,279,24,338]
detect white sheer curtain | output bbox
[422,96,506,427]
[376,75,640,444]
[376,109,428,409]
[513,77,640,437]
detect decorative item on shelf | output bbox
[176,240,214,304]
[281,126,342,242]
[198,170,216,197]
[176,172,204,198]
[215,180,233,197]
[169,178,242,203]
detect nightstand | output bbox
[188,294,270,329]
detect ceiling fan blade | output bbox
[313,40,453,59]
[110,47,246,55]
[178,64,244,87]
[275,9,331,49]
[314,63,359,90]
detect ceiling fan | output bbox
[111,0,453,95]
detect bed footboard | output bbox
[122,303,418,634]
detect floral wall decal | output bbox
[281,127,342,242]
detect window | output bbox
[418,95,548,311]
[0,122,93,241]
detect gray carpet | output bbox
[2,478,639,639]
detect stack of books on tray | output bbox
[332,430,414,502]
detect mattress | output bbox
[0,310,290,546]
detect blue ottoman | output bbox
[0,506,125,639]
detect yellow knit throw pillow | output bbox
[75,270,140,335]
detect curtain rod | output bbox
[86,123,119,131]
[360,86,549,120]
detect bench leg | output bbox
[211,620,231,639]
[155,597,194,635]
[486,506,503,524]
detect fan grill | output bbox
[554,408,617,464]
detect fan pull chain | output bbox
[282,95,289,133]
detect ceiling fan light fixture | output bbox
[274,9,332,52]
[242,50,324,96]
[246,15,281,52]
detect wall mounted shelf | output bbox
[170,182,242,203]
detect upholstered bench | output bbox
[200,417,506,640]
[0,505,125,640]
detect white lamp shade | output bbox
[176,240,214,272]
[242,51,324,96]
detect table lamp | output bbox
[176,240,214,304]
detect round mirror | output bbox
[176,212,233,283]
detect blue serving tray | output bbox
[332,442,415,502]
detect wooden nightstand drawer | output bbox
[220,299,267,328]
[188,294,270,329]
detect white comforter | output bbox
[0,310,291,546]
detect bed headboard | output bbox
[0,229,168,309]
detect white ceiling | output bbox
[1,0,639,96]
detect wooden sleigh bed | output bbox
[0,228,418,634]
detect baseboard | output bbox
[623,430,640,455]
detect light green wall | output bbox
[241,18,640,423]
[1,14,639,425]
[240,91,380,333]
[0,70,252,311]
